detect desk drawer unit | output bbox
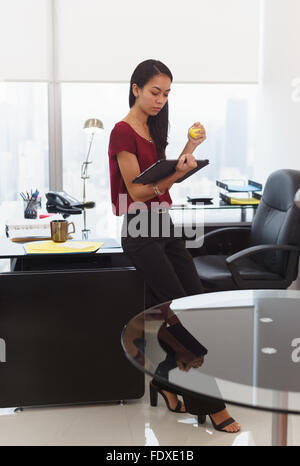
[0,268,145,408]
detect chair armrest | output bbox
[226,244,300,288]
[226,244,300,265]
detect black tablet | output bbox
[132,159,209,185]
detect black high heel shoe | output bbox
[150,381,186,413]
[197,414,239,433]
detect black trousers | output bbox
[121,211,226,415]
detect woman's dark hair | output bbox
[129,59,173,160]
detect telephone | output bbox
[46,191,95,218]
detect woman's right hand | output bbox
[175,153,197,177]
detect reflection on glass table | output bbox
[122,289,300,446]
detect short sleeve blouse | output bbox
[108,121,172,216]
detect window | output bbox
[61,83,257,236]
[167,84,257,202]
[61,83,129,238]
[0,82,49,202]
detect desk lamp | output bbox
[81,118,104,239]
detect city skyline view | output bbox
[0,82,257,238]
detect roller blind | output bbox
[0,0,260,83]
[0,0,51,81]
[56,0,260,83]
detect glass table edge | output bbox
[121,324,300,416]
[121,290,300,416]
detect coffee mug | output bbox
[50,220,75,242]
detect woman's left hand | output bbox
[187,122,206,146]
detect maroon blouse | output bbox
[108,121,172,216]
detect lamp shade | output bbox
[83,118,104,134]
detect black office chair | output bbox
[193,169,300,291]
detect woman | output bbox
[108,59,240,433]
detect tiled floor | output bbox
[0,375,299,446]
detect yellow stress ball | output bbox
[189,127,200,139]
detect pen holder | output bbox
[23,198,42,219]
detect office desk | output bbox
[171,199,256,225]
[0,208,146,408]
[0,202,255,409]
[1,201,255,272]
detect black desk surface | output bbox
[122,289,300,415]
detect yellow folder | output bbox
[24,240,104,254]
[229,197,260,205]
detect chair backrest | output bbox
[250,169,300,276]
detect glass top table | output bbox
[122,289,300,446]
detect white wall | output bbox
[254,0,300,184]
